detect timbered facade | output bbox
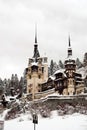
[40,36,84,95]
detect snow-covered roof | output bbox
[65,55,75,61]
[55,78,64,81]
[65,61,75,65]
[31,62,38,66]
[54,69,64,75]
[54,69,66,77]
[49,76,55,80]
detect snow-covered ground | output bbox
[2,111,87,130]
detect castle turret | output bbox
[26,26,48,100]
[64,36,76,95]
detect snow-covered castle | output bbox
[25,29,48,100]
[25,31,84,100]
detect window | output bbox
[29,75,31,79]
[42,67,44,73]
[39,68,41,71]
[38,75,41,79]
[29,89,31,93]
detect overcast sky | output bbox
[0,0,87,79]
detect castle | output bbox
[25,31,84,100]
[25,29,48,100]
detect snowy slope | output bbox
[3,111,87,130]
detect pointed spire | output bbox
[68,35,72,57]
[33,23,40,60]
[35,23,37,43]
[69,35,71,47]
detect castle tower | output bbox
[26,27,48,100]
[64,36,76,95]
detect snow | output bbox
[49,75,55,80]
[65,55,75,61]
[54,69,64,75]
[77,66,87,79]
[0,110,10,120]
[3,112,87,130]
[31,62,38,66]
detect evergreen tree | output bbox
[58,60,64,69]
[53,62,59,74]
[3,78,8,95]
[23,68,27,93]
[10,74,15,88]
[14,74,19,92]
[0,78,3,88]
[49,60,59,76]
[7,79,11,95]
[0,78,4,95]
[84,76,87,87]
[48,67,51,77]
[19,77,24,93]
[83,52,87,67]
[50,60,54,75]
[76,58,82,69]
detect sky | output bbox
[0,0,87,79]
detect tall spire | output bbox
[33,24,40,61]
[68,35,72,57]
[35,23,37,43]
[69,35,71,47]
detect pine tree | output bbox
[0,78,4,95]
[14,74,19,93]
[48,67,51,76]
[7,79,11,95]
[50,60,54,75]
[53,62,59,74]
[19,77,24,93]
[76,58,82,69]
[23,69,27,93]
[0,78,3,87]
[58,60,64,69]
[83,53,87,67]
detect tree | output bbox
[50,60,54,75]
[53,62,59,74]
[83,53,87,67]
[58,60,64,69]
[19,77,24,93]
[76,58,82,69]
[48,67,51,76]
[14,74,19,92]
[0,78,4,95]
